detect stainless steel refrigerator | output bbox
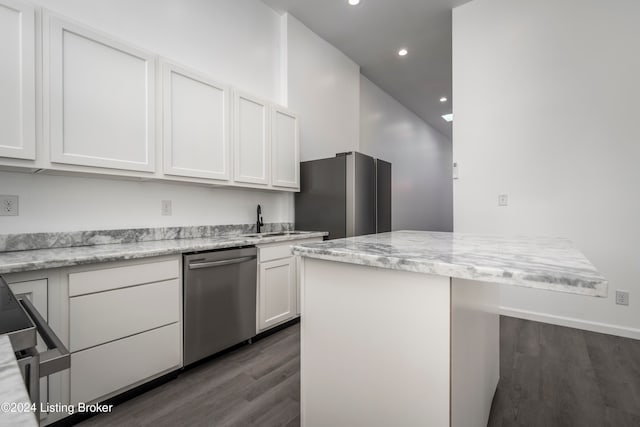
[295,152,391,240]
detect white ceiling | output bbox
[262,0,471,138]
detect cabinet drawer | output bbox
[69,258,179,296]
[70,323,180,404]
[258,237,323,263]
[70,279,180,352]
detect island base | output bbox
[299,258,499,427]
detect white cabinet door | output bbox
[271,106,299,189]
[162,62,230,181]
[45,14,156,172]
[259,257,296,331]
[0,0,35,160]
[233,91,270,185]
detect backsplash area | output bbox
[0,223,294,252]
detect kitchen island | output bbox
[292,231,607,427]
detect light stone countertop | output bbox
[0,228,325,419]
[0,232,327,275]
[292,230,607,297]
[0,335,38,427]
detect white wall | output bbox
[0,171,291,233]
[36,0,281,101]
[360,76,453,232]
[1,0,291,234]
[453,0,640,337]
[285,14,360,161]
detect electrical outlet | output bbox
[161,200,172,216]
[498,194,508,206]
[616,290,629,306]
[0,195,18,216]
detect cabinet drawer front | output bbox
[70,279,180,352]
[69,258,179,296]
[70,323,180,405]
[259,237,323,262]
[259,244,294,263]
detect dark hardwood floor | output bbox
[490,316,640,427]
[79,317,640,427]
[78,324,301,427]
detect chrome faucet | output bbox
[256,204,264,233]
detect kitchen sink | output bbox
[242,231,307,238]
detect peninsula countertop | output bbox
[0,231,327,275]
[292,230,607,297]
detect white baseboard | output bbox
[499,306,640,340]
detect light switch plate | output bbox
[161,200,172,216]
[0,195,18,216]
[498,194,508,206]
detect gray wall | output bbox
[359,76,453,232]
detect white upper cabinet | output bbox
[0,0,36,160]
[1,6,300,190]
[162,61,230,181]
[44,14,156,172]
[233,91,270,186]
[271,106,300,189]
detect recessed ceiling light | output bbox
[398,48,408,56]
[348,0,360,5]
[442,113,453,122]
[440,97,447,102]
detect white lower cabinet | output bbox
[257,237,323,332]
[66,256,182,405]
[69,279,180,352]
[70,323,180,404]
[259,258,296,331]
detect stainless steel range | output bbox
[0,276,70,416]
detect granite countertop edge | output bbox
[0,232,327,275]
[291,231,608,298]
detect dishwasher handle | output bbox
[188,255,256,270]
[19,297,71,377]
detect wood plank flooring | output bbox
[490,316,640,427]
[78,317,640,427]
[78,324,301,427]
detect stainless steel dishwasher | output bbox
[183,246,257,366]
